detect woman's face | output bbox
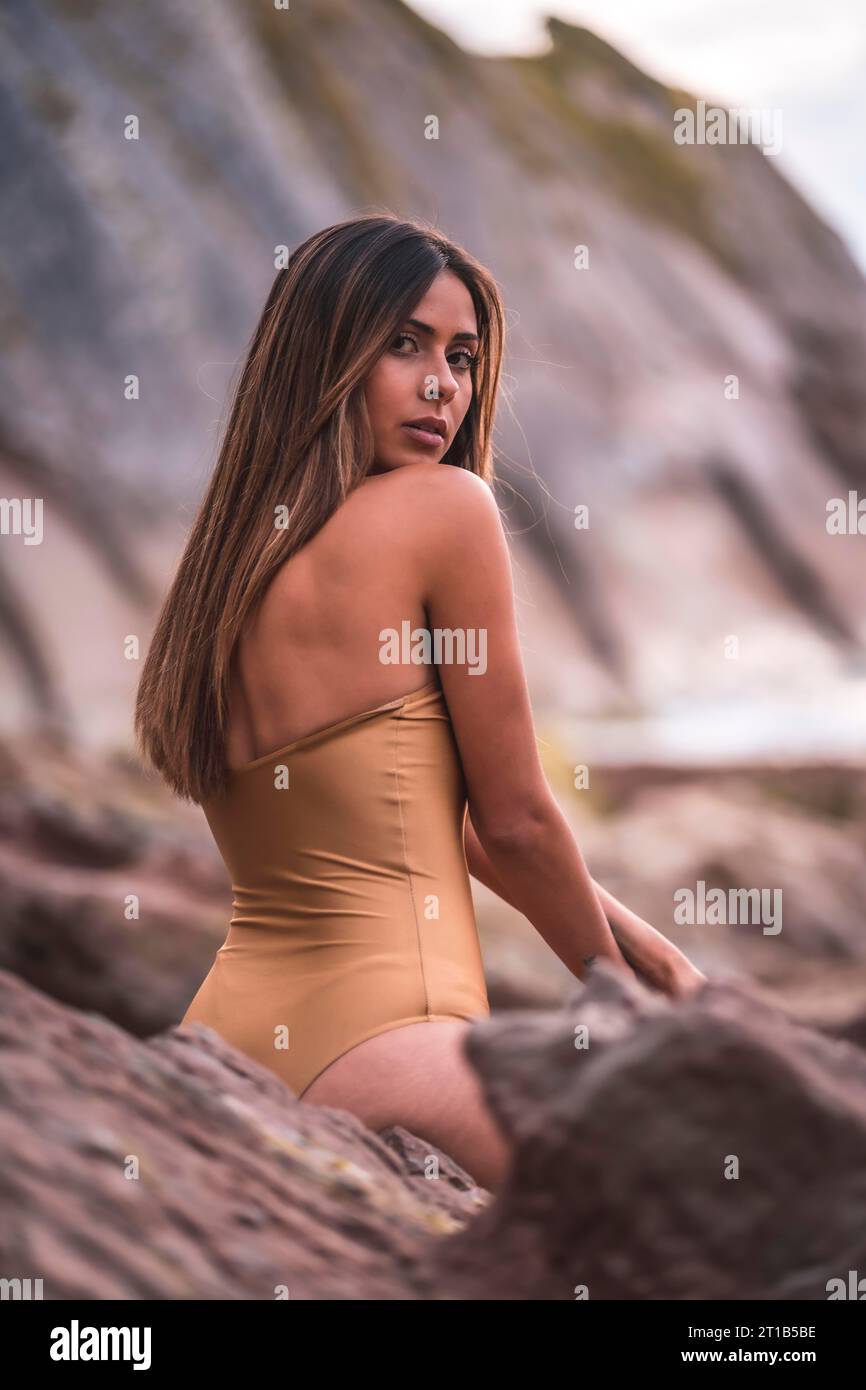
[363,269,479,474]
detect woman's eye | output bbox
[450,348,476,372]
[391,334,476,372]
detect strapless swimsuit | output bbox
[180,679,490,1097]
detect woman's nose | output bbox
[423,361,459,401]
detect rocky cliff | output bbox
[0,0,863,743]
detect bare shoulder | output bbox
[354,467,547,844]
[343,466,505,603]
[360,462,500,535]
[404,461,495,503]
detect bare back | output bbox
[225,470,431,772]
[200,460,541,1190]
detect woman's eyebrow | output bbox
[404,316,479,343]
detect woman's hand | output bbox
[586,878,707,1001]
[631,943,707,999]
[610,924,707,1000]
[665,957,708,999]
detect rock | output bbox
[0,753,230,1035]
[0,970,486,1300]
[0,784,146,868]
[425,965,866,1299]
[1,962,864,1299]
[0,872,221,1037]
[2,5,866,741]
[576,779,866,972]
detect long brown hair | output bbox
[134,212,507,805]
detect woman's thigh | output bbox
[300,1019,511,1191]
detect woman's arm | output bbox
[463,808,705,998]
[416,465,704,997]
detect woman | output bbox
[135,213,706,1193]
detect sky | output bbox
[407,0,866,274]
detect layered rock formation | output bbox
[0,1,863,741]
[1,961,863,1299]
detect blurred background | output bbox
[1,0,864,1044]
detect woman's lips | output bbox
[402,423,445,448]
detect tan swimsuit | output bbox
[180,679,490,1097]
